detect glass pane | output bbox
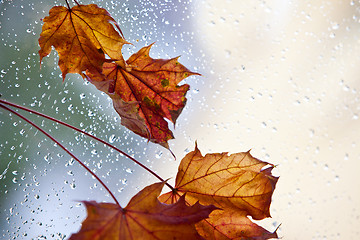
[1,0,359,239]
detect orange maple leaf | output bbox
[159,144,279,240]
[38,4,129,79]
[69,182,217,240]
[39,3,198,148]
[85,44,199,148]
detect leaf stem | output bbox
[0,99,174,191]
[73,0,80,6]
[0,103,121,207]
[65,0,71,9]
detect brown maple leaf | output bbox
[85,44,199,148]
[69,182,217,240]
[159,144,279,240]
[38,3,129,79]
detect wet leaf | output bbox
[85,44,199,148]
[69,182,217,240]
[38,4,128,79]
[38,3,198,148]
[159,144,279,240]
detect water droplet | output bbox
[125,168,133,174]
[155,151,163,159]
[331,22,339,30]
[34,194,40,199]
[109,134,116,143]
[68,158,75,166]
[97,162,102,169]
[88,110,95,116]
[309,129,315,138]
[225,49,231,58]
[192,89,199,94]
[131,14,138,20]
[12,177,18,183]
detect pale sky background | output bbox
[182,1,360,239]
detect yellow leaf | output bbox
[159,144,279,240]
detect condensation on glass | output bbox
[1,0,360,239]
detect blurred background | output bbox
[1,0,360,239]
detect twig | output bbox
[0,103,122,208]
[0,99,174,191]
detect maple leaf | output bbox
[159,144,279,240]
[69,182,217,240]
[85,44,199,148]
[38,3,128,79]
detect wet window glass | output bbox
[1,0,360,239]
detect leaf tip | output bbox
[142,42,156,55]
[158,141,170,150]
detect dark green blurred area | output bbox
[0,0,165,238]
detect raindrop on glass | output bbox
[109,134,116,143]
